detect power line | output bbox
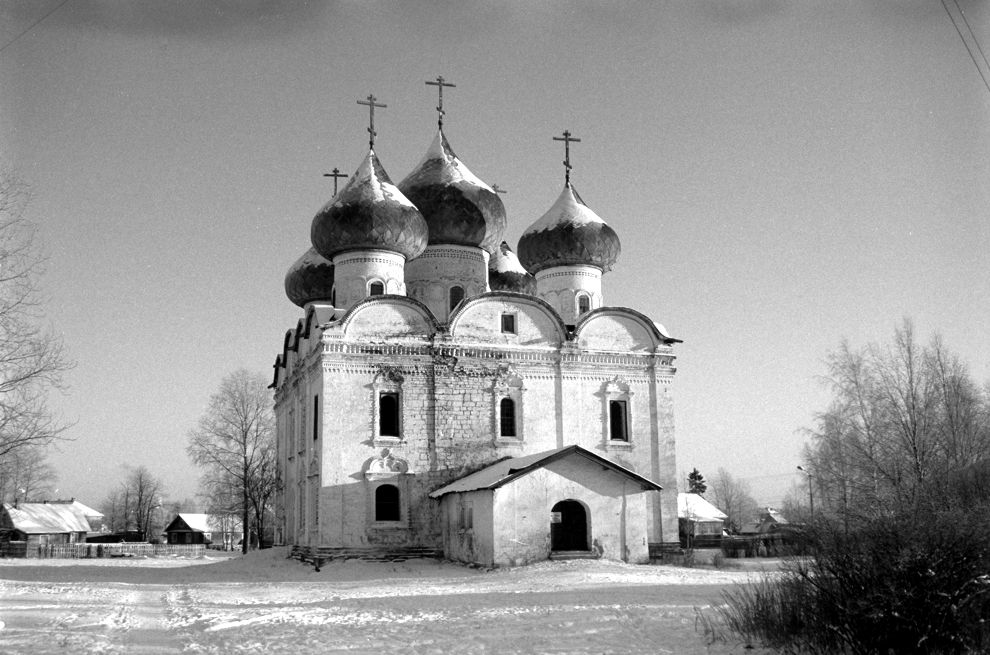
[953,0,990,73]
[0,0,72,54]
[942,0,990,96]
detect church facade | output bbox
[272,89,680,567]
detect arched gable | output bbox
[574,307,679,352]
[448,292,567,346]
[339,295,439,340]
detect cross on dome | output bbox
[425,75,456,130]
[323,167,346,195]
[553,130,581,186]
[357,94,387,149]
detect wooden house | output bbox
[677,492,727,548]
[0,502,92,552]
[164,513,241,549]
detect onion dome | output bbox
[517,185,620,274]
[311,150,428,261]
[398,131,507,253]
[488,241,537,294]
[284,247,334,307]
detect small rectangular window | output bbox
[609,400,629,441]
[501,313,516,334]
[459,501,473,530]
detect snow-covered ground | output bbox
[0,548,779,654]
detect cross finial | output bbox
[491,183,508,195]
[553,130,582,186]
[357,94,387,149]
[425,76,456,130]
[323,167,347,195]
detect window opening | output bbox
[313,395,319,441]
[578,294,590,315]
[449,285,465,313]
[375,484,400,521]
[499,397,517,437]
[369,281,385,296]
[609,400,629,441]
[379,392,400,437]
[501,313,516,334]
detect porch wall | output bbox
[490,457,653,567]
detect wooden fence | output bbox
[0,542,206,559]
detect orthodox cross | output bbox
[357,94,387,148]
[425,76,456,129]
[491,183,507,195]
[553,130,581,186]
[323,167,347,195]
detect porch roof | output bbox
[429,445,663,498]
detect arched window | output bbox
[369,281,385,296]
[499,397,517,437]
[449,285,465,313]
[330,286,336,306]
[379,392,399,436]
[375,484,400,521]
[577,294,591,316]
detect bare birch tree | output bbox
[806,319,990,523]
[707,467,758,533]
[0,173,71,467]
[187,369,276,553]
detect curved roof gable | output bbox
[338,295,439,340]
[447,292,567,346]
[574,307,681,352]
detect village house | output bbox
[273,85,680,567]
[0,500,98,556]
[163,513,241,549]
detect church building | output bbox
[272,81,680,567]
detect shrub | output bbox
[707,508,990,653]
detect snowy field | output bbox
[0,548,779,654]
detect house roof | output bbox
[3,502,92,534]
[164,513,241,533]
[429,445,663,498]
[677,492,728,521]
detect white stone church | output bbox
[272,88,680,567]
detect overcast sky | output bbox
[2,0,988,508]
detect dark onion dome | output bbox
[284,247,334,307]
[517,185,620,274]
[398,131,507,253]
[311,150,428,261]
[488,241,537,294]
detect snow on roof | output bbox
[524,185,606,234]
[677,493,728,521]
[430,445,663,498]
[165,513,241,533]
[3,502,92,534]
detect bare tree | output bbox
[0,173,72,466]
[0,444,57,502]
[99,466,165,539]
[807,319,990,523]
[707,467,758,533]
[187,369,276,553]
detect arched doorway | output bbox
[550,500,588,551]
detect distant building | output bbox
[0,501,94,551]
[163,513,241,549]
[677,492,728,547]
[273,96,681,567]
